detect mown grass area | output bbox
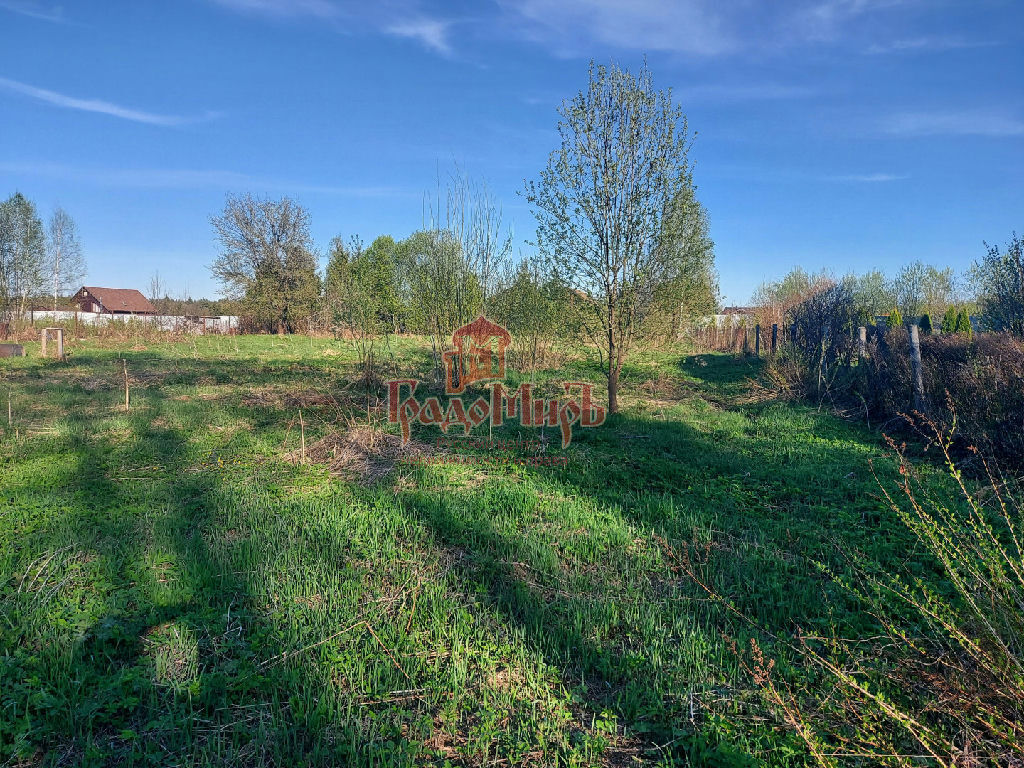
[0,335,937,766]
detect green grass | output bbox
[0,335,939,766]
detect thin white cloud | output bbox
[828,172,909,182]
[865,36,996,54]
[0,161,409,197]
[0,0,70,23]
[502,0,919,57]
[208,0,339,20]
[207,0,460,57]
[882,110,1024,137]
[798,0,909,41]
[504,0,736,57]
[0,77,218,126]
[385,18,453,55]
[677,83,815,103]
[704,164,910,184]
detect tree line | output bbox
[0,193,86,322]
[753,236,1023,338]
[209,61,720,413]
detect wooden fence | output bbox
[688,321,786,357]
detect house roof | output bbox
[77,287,157,314]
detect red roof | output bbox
[75,287,157,314]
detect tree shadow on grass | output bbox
[0,343,919,766]
[391,396,916,763]
[0,370,429,766]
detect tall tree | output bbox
[491,258,563,371]
[210,194,320,334]
[323,235,384,382]
[0,193,47,320]
[525,60,704,413]
[358,235,403,332]
[752,267,832,330]
[892,261,953,320]
[892,261,927,319]
[148,271,168,315]
[653,185,718,338]
[973,232,1024,336]
[416,168,512,371]
[852,269,894,321]
[431,170,512,314]
[921,265,955,317]
[324,234,361,319]
[405,228,483,341]
[47,206,85,311]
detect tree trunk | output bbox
[607,304,619,414]
[53,251,60,313]
[608,362,619,414]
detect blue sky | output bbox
[1,0,1021,305]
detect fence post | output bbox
[755,324,761,357]
[909,324,925,412]
[857,326,867,362]
[818,325,830,393]
[771,324,778,355]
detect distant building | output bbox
[71,287,157,316]
[721,306,755,316]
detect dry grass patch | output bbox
[288,424,434,484]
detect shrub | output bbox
[861,331,1024,460]
[765,287,1024,467]
[955,308,973,339]
[745,431,1024,766]
[940,305,957,334]
[766,281,859,400]
[973,232,1024,336]
[919,312,932,335]
[751,267,837,336]
[888,306,903,329]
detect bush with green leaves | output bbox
[765,280,860,400]
[973,232,1024,336]
[955,307,973,338]
[750,429,1024,766]
[940,305,958,334]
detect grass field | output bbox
[0,335,941,766]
